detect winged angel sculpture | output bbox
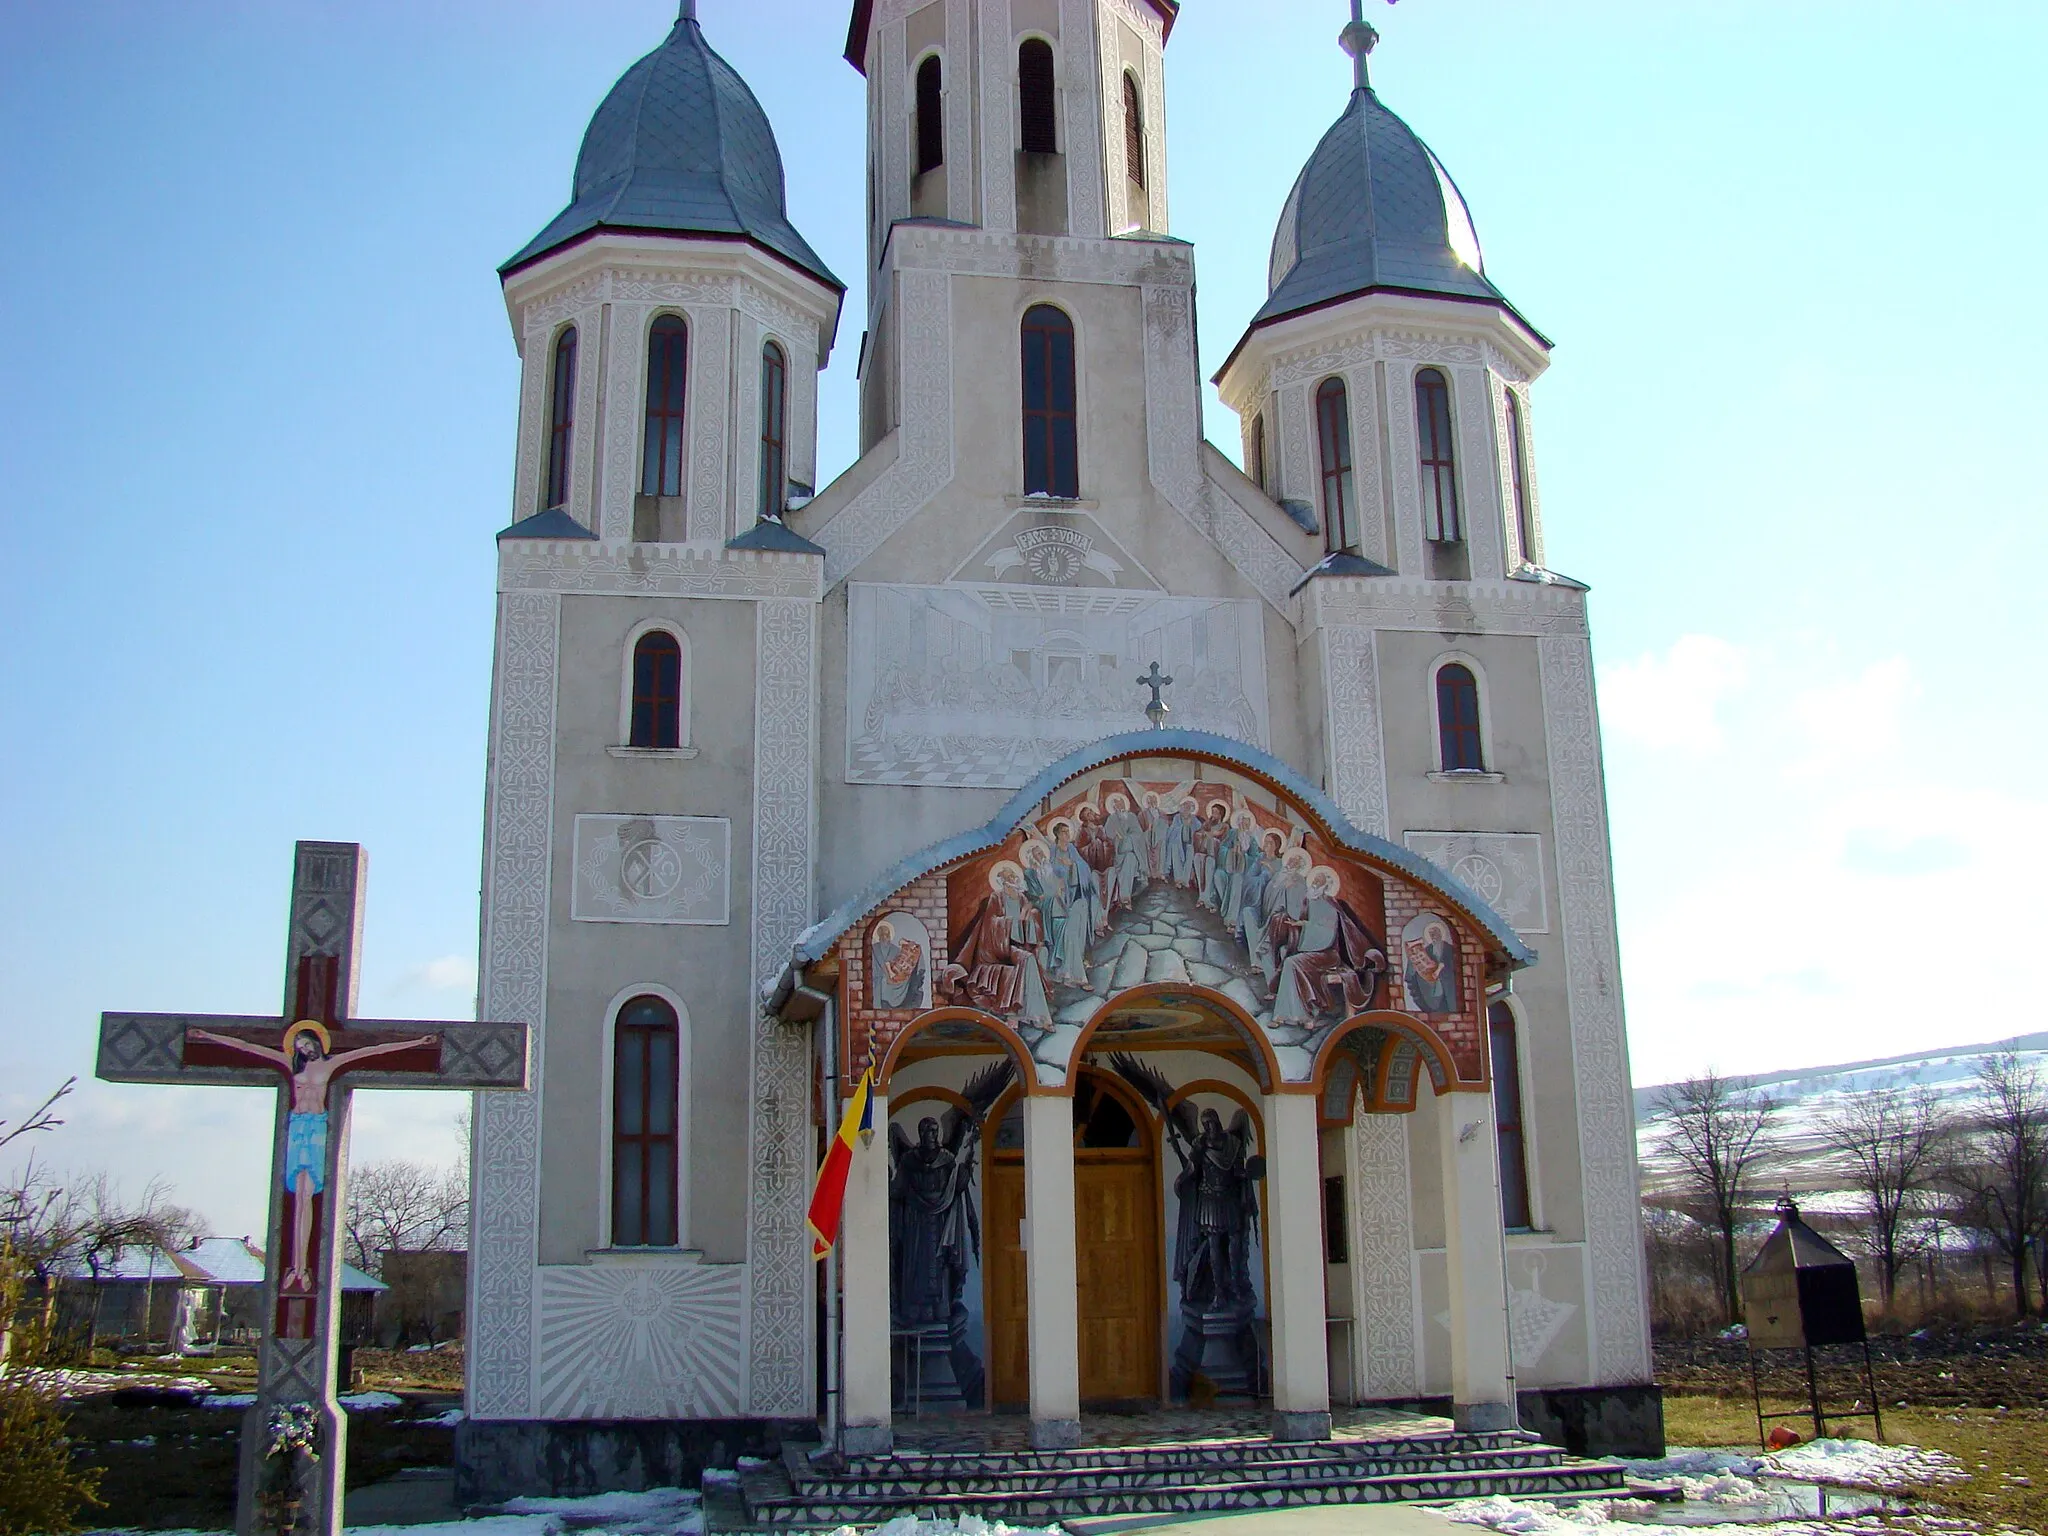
[888,1059,1015,1405]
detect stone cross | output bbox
[96,842,530,1536]
[1136,661,1174,729]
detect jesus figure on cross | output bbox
[188,1020,439,1293]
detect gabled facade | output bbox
[462,0,1656,1498]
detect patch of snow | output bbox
[500,1485,700,1519]
[199,1392,257,1409]
[36,1368,219,1395]
[700,1467,741,1490]
[407,1406,465,1426]
[339,1390,405,1410]
[1438,1497,1841,1536]
[1760,1436,1965,1487]
[828,1517,1064,1536]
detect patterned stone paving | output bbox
[891,1406,1453,1455]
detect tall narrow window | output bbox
[1505,389,1534,563]
[1315,377,1356,552]
[544,327,577,510]
[758,341,787,517]
[1415,366,1461,541]
[1248,413,1267,495]
[915,55,944,175]
[1020,304,1078,497]
[641,316,688,498]
[1489,1003,1533,1230]
[630,631,683,750]
[1436,662,1484,772]
[613,996,680,1248]
[1122,72,1146,191]
[1019,40,1057,154]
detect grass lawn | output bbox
[1663,1392,2047,1533]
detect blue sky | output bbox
[3,0,2043,1237]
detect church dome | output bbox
[1254,81,1507,327]
[503,4,840,290]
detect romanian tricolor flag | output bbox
[807,1068,873,1259]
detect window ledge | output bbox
[1506,1228,1561,1244]
[1428,769,1503,785]
[608,745,700,760]
[583,1247,708,1266]
[1004,495,1099,511]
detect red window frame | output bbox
[1415,366,1461,541]
[613,996,681,1248]
[630,632,683,750]
[1123,73,1146,190]
[1316,377,1356,552]
[1020,304,1078,497]
[641,316,689,498]
[1436,663,1484,771]
[544,327,577,510]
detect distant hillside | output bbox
[1633,1033,2048,1122]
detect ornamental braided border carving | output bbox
[1351,1109,1419,1398]
[1539,632,1653,1384]
[469,590,560,1419]
[746,598,819,1414]
[1321,626,1390,842]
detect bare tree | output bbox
[1815,1084,1951,1308]
[1943,1051,2048,1319]
[344,1159,466,1277]
[0,1079,72,1153]
[1652,1071,1781,1325]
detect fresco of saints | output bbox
[1141,792,1167,879]
[1103,793,1146,910]
[1253,847,1313,987]
[943,861,1054,1031]
[1191,801,1226,909]
[186,1021,437,1295]
[1233,828,1284,947]
[1075,806,1116,932]
[1269,867,1388,1028]
[1403,913,1462,1015]
[1165,797,1198,887]
[1045,819,1097,986]
[869,918,928,1011]
[1217,810,1256,920]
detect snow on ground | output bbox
[827,1517,1062,1536]
[339,1390,405,1409]
[1760,1437,1965,1487]
[34,1367,221,1394]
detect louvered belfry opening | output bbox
[915,55,944,175]
[1019,40,1058,154]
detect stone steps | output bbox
[739,1432,1635,1529]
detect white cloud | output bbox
[1598,634,1748,752]
[1784,655,1915,780]
[403,954,477,993]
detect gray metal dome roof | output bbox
[502,6,840,290]
[1254,84,1509,327]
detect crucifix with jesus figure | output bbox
[97,842,530,1536]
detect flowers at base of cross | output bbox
[257,1402,321,1535]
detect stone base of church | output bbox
[1269,1409,1333,1442]
[454,1417,813,1505]
[1381,1384,1665,1459]
[1030,1416,1082,1449]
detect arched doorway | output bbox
[984,1069,1163,1409]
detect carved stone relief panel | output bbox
[602,301,653,542]
[846,581,1270,787]
[686,307,732,544]
[1403,831,1547,935]
[535,1260,746,1418]
[571,815,732,926]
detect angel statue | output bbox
[887,1059,1014,1408]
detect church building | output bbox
[462,0,1658,1497]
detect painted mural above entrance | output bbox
[845,584,1270,788]
[808,737,1526,1094]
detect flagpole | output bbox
[821,993,842,1450]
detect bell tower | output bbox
[847,0,1177,266]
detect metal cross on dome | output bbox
[1343,0,1400,89]
[95,842,531,1536]
[1136,661,1174,729]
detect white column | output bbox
[1022,1093,1081,1448]
[840,1091,893,1453]
[1263,1093,1332,1440]
[1438,1089,1516,1431]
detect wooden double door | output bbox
[985,1145,1162,1408]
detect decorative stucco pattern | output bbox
[535,1261,746,1419]
[978,2,1015,234]
[601,301,653,541]
[1351,1111,1418,1398]
[1061,0,1105,240]
[687,308,732,544]
[1321,626,1390,838]
[499,545,822,601]
[469,591,560,1420]
[746,598,820,1414]
[1539,632,1653,1385]
[817,268,955,586]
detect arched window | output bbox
[1122,72,1145,192]
[915,55,944,175]
[1019,40,1057,154]
[1020,304,1078,497]
[1415,366,1461,541]
[1248,413,1267,495]
[1315,377,1356,552]
[1505,389,1534,563]
[641,316,689,498]
[1489,1002,1533,1230]
[544,327,577,510]
[1436,662,1484,772]
[612,996,680,1248]
[758,341,787,518]
[629,631,683,750]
